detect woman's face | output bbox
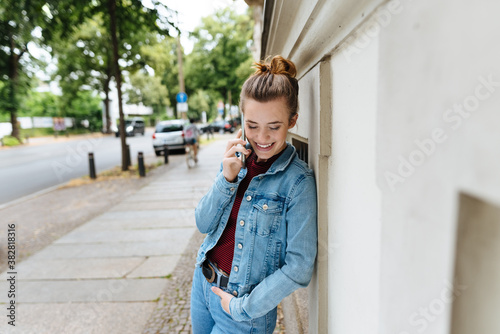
[243,98,297,162]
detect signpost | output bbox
[176,92,187,103]
[176,92,188,118]
[177,102,188,112]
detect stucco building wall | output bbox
[262,0,500,333]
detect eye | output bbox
[248,125,257,130]
[270,126,280,131]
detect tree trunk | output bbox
[8,46,20,141]
[108,0,128,171]
[103,76,111,134]
[176,36,186,119]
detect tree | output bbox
[0,0,46,140]
[185,7,254,118]
[94,0,175,170]
[52,13,114,133]
[19,91,61,117]
[49,0,175,170]
[69,91,103,132]
[126,34,180,121]
[0,0,85,140]
[187,89,211,121]
[126,70,169,118]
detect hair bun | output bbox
[253,63,271,74]
[253,55,297,78]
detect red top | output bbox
[207,150,283,275]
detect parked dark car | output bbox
[203,120,236,134]
[114,117,145,137]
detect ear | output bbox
[288,114,298,129]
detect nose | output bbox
[255,128,271,142]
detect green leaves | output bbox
[0,1,255,135]
[185,7,254,119]
[0,0,177,134]
[126,71,169,107]
[19,91,60,117]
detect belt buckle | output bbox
[205,262,216,283]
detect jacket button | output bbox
[262,204,268,211]
[234,266,239,272]
[238,243,243,249]
[233,291,238,296]
[239,220,245,227]
[246,195,252,201]
[230,187,235,192]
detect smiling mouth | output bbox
[256,143,274,149]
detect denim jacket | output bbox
[195,143,318,322]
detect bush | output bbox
[1,136,22,146]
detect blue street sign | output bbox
[176,92,187,103]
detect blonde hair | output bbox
[239,55,299,120]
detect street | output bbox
[0,129,178,205]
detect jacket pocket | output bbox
[251,197,284,236]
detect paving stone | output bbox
[31,235,194,259]
[5,278,167,303]
[127,255,182,278]
[0,302,155,334]
[9,257,145,280]
[111,199,199,211]
[97,209,196,221]
[75,216,196,231]
[54,228,194,244]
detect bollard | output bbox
[163,145,169,164]
[126,144,131,166]
[88,152,96,179]
[138,152,145,177]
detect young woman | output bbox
[191,55,318,333]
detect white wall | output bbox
[377,0,500,333]
[264,0,500,333]
[327,17,381,333]
[0,123,12,139]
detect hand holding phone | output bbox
[240,113,246,167]
[222,117,249,182]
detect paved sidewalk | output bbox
[0,136,227,333]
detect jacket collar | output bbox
[242,142,296,177]
[262,143,296,175]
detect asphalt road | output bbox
[0,129,178,205]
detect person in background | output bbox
[190,55,318,333]
[185,118,200,162]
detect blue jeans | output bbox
[190,266,277,334]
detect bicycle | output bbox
[186,144,197,168]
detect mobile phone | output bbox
[241,113,246,167]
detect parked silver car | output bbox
[152,119,194,156]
